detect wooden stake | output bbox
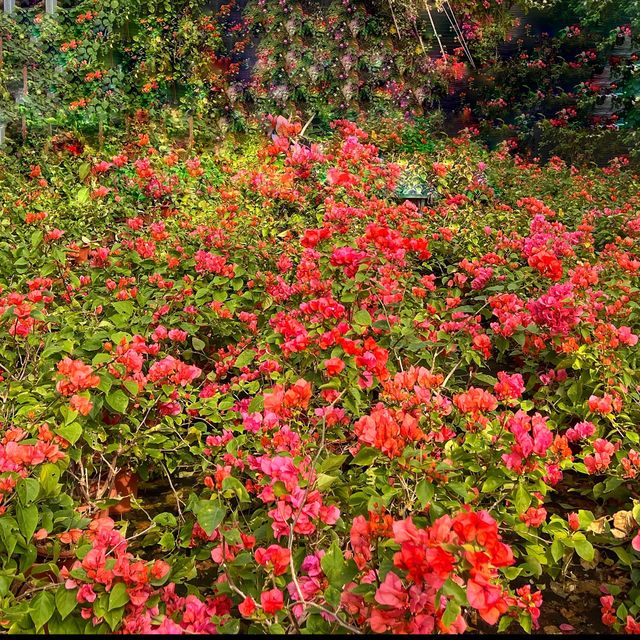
[423,0,446,60]
[188,116,194,148]
[23,65,28,95]
[387,0,401,40]
[0,37,3,66]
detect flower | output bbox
[260,588,284,614]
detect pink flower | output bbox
[374,571,407,608]
[77,584,97,604]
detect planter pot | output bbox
[110,468,139,515]
[83,468,140,516]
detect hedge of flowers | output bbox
[0,115,638,633]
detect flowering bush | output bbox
[0,116,638,634]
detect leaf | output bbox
[587,517,607,535]
[221,476,250,503]
[248,395,264,413]
[55,422,83,446]
[106,390,129,414]
[441,599,461,629]
[17,478,40,506]
[192,337,205,351]
[153,512,177,527]
[104,607,125,632]
[353,309,372,326]
[416,479,435,507]
[195,502,226,537]
[55,587,78,621]
[76,187,90,204]
[613,510,635,536]
[320,541,346,585]
[441,578,468,605]
[39,464,61,496]
[551,539,564,562]
[159,531,175,551]
[108,582,129,610]
[234,349,256,369]
[123,380,139,397]
[318,454,347,473]
[482,474,505,493]
[78,162,91,181]
[352,446,378,466]
[514,483,531,514]
[16,503,38,540]
[31,590,55,631]
[574,538,595,562]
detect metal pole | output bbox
[0,123,5,146]
[3,0,15,14]
[45,0,57,14]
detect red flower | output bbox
[324,357,346,376]
[254,545,291,576]
[260,588,284,615]
[238,596,257,618]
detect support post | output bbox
[45,0,57,14]
[3,0,15,15]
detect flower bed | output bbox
[0,118,638,633]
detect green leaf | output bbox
[55,422,83,446]
[39,463,61,496]
[192,337,206,351]
[17,478,40,506]
[441,598,461,628]
[76,187,90,204]
[221,476,250,503]
[574,538,595,562]
[31,590,55,631]
[104,607,125,631]
[234,349,256,369]
[159,531,175,551]
[482,474,505,493]
[514,482,531,514]
[352,446,378,466]
[153,512,177,527]
[55,587,78,621]
[195,502,226,537]
[498,615,513,632]
[108,582,129,610]
[551,539,564,562]
[107,390,129,414]
[78,162,91,181]
[353,309,372,326]
[248,395,264,413]
[318,454,347,473]
[320,541,346,586]
[441,578,468,605]
[416,479,435,507]
[613,546,633,566]
[16,503,38,540]
[123,380,139,397]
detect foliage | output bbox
[0,116,638,633]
